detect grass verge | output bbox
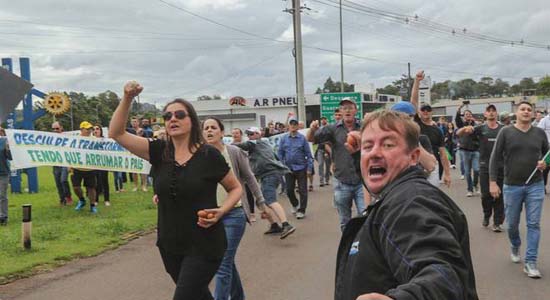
[0,167,157,284]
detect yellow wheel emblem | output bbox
[44,92,71,115]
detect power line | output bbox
[314,0,550,51]
[153,0,547,81]
[0,42,280,55]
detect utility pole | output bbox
[339,0,344,92]
[407,62,412,100]
[291,0,306,123]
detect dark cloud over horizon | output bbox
[1,0,549,105]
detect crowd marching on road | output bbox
[3,71,550,300]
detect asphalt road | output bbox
[2,169,550,300]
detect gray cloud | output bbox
[0,0,548,105]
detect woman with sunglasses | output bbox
[202,117,276,300]
[110,81,243,300]
[93,125,111,206]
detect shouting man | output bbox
[335,110,478,300]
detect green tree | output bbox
[431,81,450,100]
[538,76,550,96]
[490,79,510,97]
[315,77,354,93]
[519,77,537,90]
[376,85,399,95]
[456,78,476,98]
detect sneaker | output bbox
[264,224,283,235]
[524,263,542,278]
[142,187,148,192]
[65,196,73,205]
[75,200,86,211]
[290,206,298,216]
[492,224,503,232]
[308,185,313,192]
[296,212,305,219]
[90,206,98,214]
[132,187,138,192]
[320,183,325,187]
[466,191,473,197]
[280,223,296,239]
[451,164,456,169]
[511,248,521,263]
[104,201,111,207]
[0,219,7,226]
[249,214,256,222]
[482,218,489,227]
[460,175,465,180]
[473,187,479,195]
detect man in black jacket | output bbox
[335,110,478,300]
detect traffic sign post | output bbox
[320,92,362,124]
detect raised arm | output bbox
[109,81,150,161]
[455,104,465,128]
[410,70,424,109]
[306,120,319,142]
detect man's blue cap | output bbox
[390,101,416,115]
[288,116,298,124]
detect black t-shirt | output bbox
[414,115,444,158]
[419,135,433,154]
[149,140,230,258]
[472,123,504,168]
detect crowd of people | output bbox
[1,72,550,299]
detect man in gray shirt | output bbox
[489,101,548,279]
[308,98,365,231]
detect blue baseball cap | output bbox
[390,101,416,116]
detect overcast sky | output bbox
[1,0,549,105]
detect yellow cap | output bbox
[79,121,93,129]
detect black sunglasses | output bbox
[420,107,432,112]
[52,127,61,130]
[162,110,187,122]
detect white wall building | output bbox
[192,93,402,130]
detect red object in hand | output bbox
[197,210,208,218]
[346,131,360,149]
[207,213,215,219]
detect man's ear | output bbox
[409,147,421,166]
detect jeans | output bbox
[459,151,465,176]
[479,170,504,225]
[0,176,8,221]
[503,181,545,263]
[113,171,124,191]
[461,150,480,192]
[316,149,332,185]
[426,164,440,187]
[260,174,280,205]
[215,208,247,300]
[159,248,222,300]
[285,169,308,213]
[333,178,365,231]
[53,166,70,202]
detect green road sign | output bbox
[320,92,362,124]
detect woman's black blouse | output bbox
[149,140,230,258]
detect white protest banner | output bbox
[5,129,151,174]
